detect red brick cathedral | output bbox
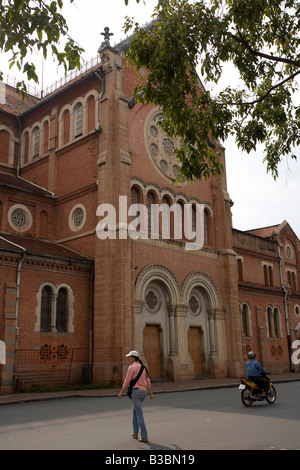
[0,32,299,394]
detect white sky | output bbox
[0,0,299,238]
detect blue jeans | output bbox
[131,388,148,439]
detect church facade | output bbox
[0,34,299,394]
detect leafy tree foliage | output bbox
[1,0,299,181]
[125,0,300,181]
[0,0,83,98]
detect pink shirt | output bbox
[123,361,151,390]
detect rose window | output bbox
[72,208,84,227]
[11,209,28,228]
[145,111,184,182]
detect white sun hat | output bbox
[125,350,139,357]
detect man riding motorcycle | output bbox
[246,351,270,397]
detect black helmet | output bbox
[248,351,256,359]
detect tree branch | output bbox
[241,69,300,106]
[231,28,300,69]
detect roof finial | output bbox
[101,27,114,46]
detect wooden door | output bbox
[143,325,161,377]
[188,327,203,375]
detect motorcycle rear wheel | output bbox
[241,387,253,407]
[266,385,277,404]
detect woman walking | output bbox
[118,350,153,442]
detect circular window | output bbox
[145,110,186,184]
[295,305,300,316]
[188,292,202,316]
[8,204,32,232]
[12,209,27,228]
[69,204,86,232]
[73,207,84,227]
[145,287,161,313]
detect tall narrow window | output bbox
[267,306,274,337]
[33,127,40,158]
[263,263,273,286]
[268,265,273,286]
[273,307,280,338]
[23,131,29,164]
[41,286,52,332]
[131,186,141,229]
[241,303,251,337]
[56,288,68,333]
[74,103,83,138]
[287,270,297,291]
[147,191,155,234]
[237,258,244,282]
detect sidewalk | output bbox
[1,372,300,406]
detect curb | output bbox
[0,376,299,406]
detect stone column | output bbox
[208,308,217,354]
[134,300,145,359]
[167,303,194,381]
[168,305,177,354]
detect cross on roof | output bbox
[101,27,114,44]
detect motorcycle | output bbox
[239,373,277,407]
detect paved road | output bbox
[0,382,299,450]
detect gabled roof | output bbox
[0,232,93,263]
[246,220,299,241]
[0,83,40,116]
[0,173,54,198]
[246,224,281,238]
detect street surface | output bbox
[0,382,299,450]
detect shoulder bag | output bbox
[126,365,144,399]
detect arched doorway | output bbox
[135,265,180,380]
[182,272,222,377]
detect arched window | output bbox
[74,102,83,138]
[42,120,49,155]
[267,306,281,338]
[162,195,174,239]
[147,191,156,234]
[131,185,141,206]
[38,284,73,334]
[32,126,40,158]
[273,307,280,338]
[177,200,185,241]
[131,185,141,225]
[241,303,251,337]
[23,131,29,164]
[62,109,70,145]
[56,288,68,333]
[41,286,52,332]
[0,129,10,164]
[87,95,96,132]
